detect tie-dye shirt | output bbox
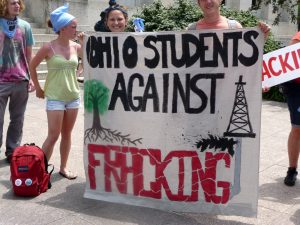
[0,18,34,83]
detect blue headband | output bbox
[50,3,75,33]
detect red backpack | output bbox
[10,143,54,196]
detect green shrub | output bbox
[127,0,284,102]
[262,86,286,102]
[126,0,201,32]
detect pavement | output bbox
[0,89,299,225]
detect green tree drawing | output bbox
[84,79,142,145]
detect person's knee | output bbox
[290,127,300,137]
[47,133,60,144]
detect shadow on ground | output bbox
[30,181,254,225]
[259,178,300,205]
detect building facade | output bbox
[225,0,297,45]
[24,0,297,45]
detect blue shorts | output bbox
[286,95,300,127]
[46,98,80,111]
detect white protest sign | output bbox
[262,42,300,87]
[83,28,264,217]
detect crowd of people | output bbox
[0,0,298,187]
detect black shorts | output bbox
[287,95,300,126]
[284,82,300,126]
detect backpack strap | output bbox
[23,143,36,146]
[49,42,56,54]
[45,154,54,189]
[47,164,54,189]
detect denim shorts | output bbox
[46,98,80,111]
[286,95,300,127]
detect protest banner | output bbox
[262,42,300,88]
[83,28,264,217]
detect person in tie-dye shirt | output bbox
[0,0,35,163]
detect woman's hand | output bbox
[77,32,85,45]
[258,21,271,40]
[35,87,45,99]
[262,86,270,93]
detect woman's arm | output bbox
[26,46,35,92]
[289,39,300,46]
[29,44,50,98]
[76,32,84,59]
[258,21,271,40]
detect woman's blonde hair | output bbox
[0,0,25,17]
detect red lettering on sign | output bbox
[279,52,294,73]
[87,144,232,205]
[139,149,162,199]
[268,57,281,76]
[156,151,199,201]
[262,48,300,82]
[262,60,271,81]
[201,152,230,204]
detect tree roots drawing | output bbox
[84,126,142,146]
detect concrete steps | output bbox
[21,16,55,80]
[33,34,57,42]
[32,28,48,34]
[23,16,87,82]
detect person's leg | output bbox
[6,82,28,155]
[285,94,300,186]
[42,109,64,161]
[59,108,78,176]
[0,83,11,158]
[287,127,300,168]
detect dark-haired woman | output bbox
[94,1,128,32]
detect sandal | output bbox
[59,171,77,180]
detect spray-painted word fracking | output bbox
[88,144,232,204]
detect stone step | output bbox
[33,34,57,42]
[28,18,86,81]
[32,46,40,55]
[32,28,48,34]
[29,22,42,28]
[21,17,41,28]
[34,41,48,47]
[77,25,92,32]
[20,16,34,23]
[36,61,47,71]
[21,16,88,81]
[36,70,47,80]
